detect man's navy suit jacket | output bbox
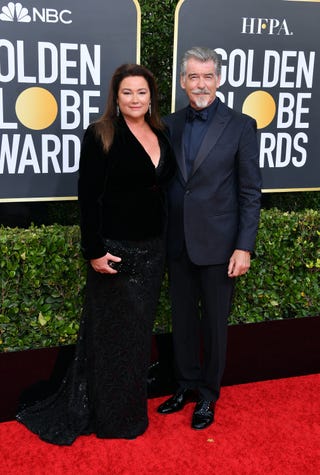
[164,98,262,266]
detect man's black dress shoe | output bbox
[191,400,215,430]
[157,389,196,414]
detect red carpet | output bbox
[1,374,319,474]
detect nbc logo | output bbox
[0,2,31,22]
[0,2,72,24]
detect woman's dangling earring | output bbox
[148,103,152,115]
[116,104,120,117]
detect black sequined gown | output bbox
[16,119,175,445]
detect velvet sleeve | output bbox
[78,124,109,260]
[157,131,177,188]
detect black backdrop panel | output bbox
[0,0,140,201]
[173,0,320,191]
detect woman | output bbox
[16,64,176,445]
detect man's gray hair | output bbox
[180,47,222,77]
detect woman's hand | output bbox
[90,252,122,274]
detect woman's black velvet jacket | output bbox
[78,118,176,260]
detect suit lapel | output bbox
[191,103,232,177]
[170,110,188,182]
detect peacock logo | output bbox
[0,2,31,22]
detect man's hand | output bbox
[228,250,251,278]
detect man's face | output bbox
[180,58,221,110]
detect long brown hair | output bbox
[95,64,163,152]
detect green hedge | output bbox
[0,208,319,352]
[0,225,85,352]
[231,209,320,323]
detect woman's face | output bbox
[117,76,151,121]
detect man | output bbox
[157,47,262,430]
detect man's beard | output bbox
[191,89,211,109]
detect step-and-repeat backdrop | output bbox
[172,0,320,191]
[0,0,140,201]
[1,0,319,200]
